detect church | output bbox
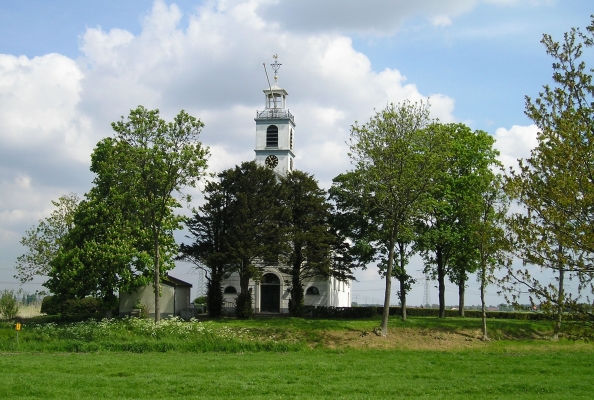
[220,56,352,313]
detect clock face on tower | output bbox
[265,155,278,169]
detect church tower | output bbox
[255,55,295,176]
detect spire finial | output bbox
[271,54,281,83]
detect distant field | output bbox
[0,316,592,398]
[16,305,42,318]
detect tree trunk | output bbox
[480,267,488,341]
[553,247,564,340]
[207,267,224,318]
[398,242,407,321]
[437,247,446,318]
[380,234,396,337]
[291,266,304,317]
[153,229,160,323]
[399,276,407,321]
[103,290,116,319]
[236,259,253,319]
[458,279,465,317]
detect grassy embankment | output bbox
[0,316,592,398]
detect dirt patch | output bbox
[320,327,489,351]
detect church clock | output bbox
[265,155,278,169]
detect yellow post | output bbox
[15,322,21,344]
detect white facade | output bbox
[222,271,351,314]
[221,59,351,314]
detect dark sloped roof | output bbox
[162,274,193,288]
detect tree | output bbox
[45,191,153,317]
[15,193,80,283]
[218,161,287,318]
[0,289,19,320]
[179,180,230,318]
[330,101,443,335]
[279,170,354,317]
[108,106,209,322]
[503,17,594,338]
[416,123,499,318]
[474,174,509,341]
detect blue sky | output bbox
[0,0,591,306]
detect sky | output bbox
[0,0,592,307]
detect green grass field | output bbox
[1,316,592,398]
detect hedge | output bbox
[302,305,551,321]
[41,296,111,317]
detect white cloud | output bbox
[256,0,477,35]
[431,15,453,27]
[493,124,539,171]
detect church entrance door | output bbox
[260,273,281,313]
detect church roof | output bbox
[263,84,288,95]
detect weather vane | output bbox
[271,54,282,83]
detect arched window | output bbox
[306,286,320,295]
[266,125,278,148]
[224,286,237,294]
[261,273,280,284]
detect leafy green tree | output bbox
[0,289,19,320]
[279,170,354,317]
[45,192,152,317]
[330,101,443,335]
[416,123,499,318]
[108,106,209,322]
[15,193,80,283]
[504,18,594,338]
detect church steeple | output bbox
[255,55,295,176]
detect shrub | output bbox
[207,281,224,318]
[235,292,253,319]
[41,296,105,317]
[40,296,60,315]
[302,305,551,320]
[303,306,378,318]
[0,289,19,320]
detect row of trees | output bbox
[331,102,505,338]
[329,18,594,339]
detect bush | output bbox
[207,280,224,318]
[41,296,105,317]
[235,292,253,319]
[303,306,378,318]
[302,305,551,320]
[0,289,19,320]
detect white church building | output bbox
[220,56,351,313]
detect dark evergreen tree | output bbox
[179,180,230,318]
[279,170,355,317]
[219,161,288,319]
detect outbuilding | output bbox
[119,275,193,319]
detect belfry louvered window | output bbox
[266,125,278,148]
